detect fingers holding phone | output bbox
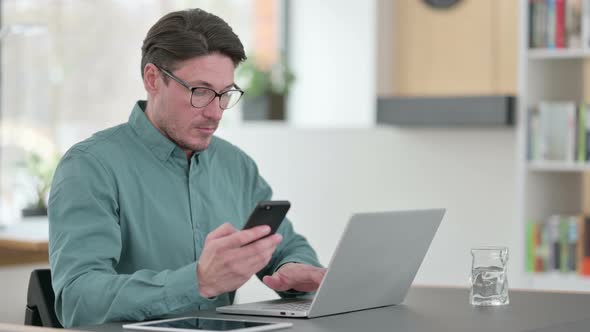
[197,201,290,298]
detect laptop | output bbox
[216,208,445,318]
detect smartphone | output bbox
[242,200,291,236]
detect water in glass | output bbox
[470,247,509,306]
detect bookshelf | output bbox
[518,0,590,292]
[528,161,590,172]
[527,48,590,59]
[528,273,590,292]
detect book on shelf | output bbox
[577,215,587,274]
[536,222,546,272]
[526,221,547,272]
[556,0,565,48]
[577,104,586,162]
[548,0,557,48]
[566,0,583,48]
[583,173,590,214]
[567,217,577,271]
[577,176,590,275]
[581,216,590,275]
[585,105,590,162]
[530,0,545,48]
[529,0,583,49]
[549,216,561,270]
[524,220,537,272]
[526,215,590,275]
[528,101,590,163]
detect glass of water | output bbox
[469,246,509,306]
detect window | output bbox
[0,0,283,222]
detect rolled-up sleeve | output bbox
[241,156,323,289]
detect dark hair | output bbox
[141,8,246,80]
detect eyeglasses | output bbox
[154,64,244,110]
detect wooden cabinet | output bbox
[385,0,517,96]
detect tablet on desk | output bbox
[123,317,292,332]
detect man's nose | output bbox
[202,97,224,120]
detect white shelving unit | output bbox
[517,0,590,292]
[528,48,590,59]
[528,273,590,292]
[528,161,590,172]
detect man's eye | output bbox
[193,89,210,97]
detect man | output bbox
[49,8,324,328]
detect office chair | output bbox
[24,269,63,328]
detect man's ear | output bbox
[143,63,160,94]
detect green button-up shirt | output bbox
[49,101,321,327]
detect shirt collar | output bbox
[129,100,177,162]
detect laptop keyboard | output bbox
[261,300,312,312]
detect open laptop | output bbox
[216,208,445,318]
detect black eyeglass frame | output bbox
[154,64,244,110]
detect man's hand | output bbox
[197,223,283,298]
[262,263,326,293]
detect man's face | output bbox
[148,53,236,153]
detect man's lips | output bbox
[196,126,216,134]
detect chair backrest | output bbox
[24,269,62,328]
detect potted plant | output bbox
[19,152,59,218]
[237,54,295,121]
